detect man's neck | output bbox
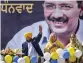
[26,38,32,42]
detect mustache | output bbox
[47,15,69,23]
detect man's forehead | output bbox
[45,0,77,1]
[44,0,77,5]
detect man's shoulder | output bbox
[76,19,83,43]
[79,19,83,25]
[79,19,83,31]
[22,42,26,45]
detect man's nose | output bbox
[51,8,63,18]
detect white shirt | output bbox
[28,42,37,57]
[6,20,83,55]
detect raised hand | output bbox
[39,25,42,33]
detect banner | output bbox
[1,1,44,49]
[1,0,83,49]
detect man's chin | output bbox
[52,27,68,34]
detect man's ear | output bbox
[79,2,83,19]
[80,10,83,16]
[80,2,83,15]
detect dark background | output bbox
[1,1,44,49]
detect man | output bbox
[6,0,83,54]
[43,0,83,46]
[22,25,43,57]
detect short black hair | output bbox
[77,1,82,8]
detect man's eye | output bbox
[46,5,53,7]
[65,6,72,8]
[44,4,55,9]
[61,5,73,10]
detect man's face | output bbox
[26,36,31,41]
[43,0,81,34]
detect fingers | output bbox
[39,25,42,30]
[39,25,42,32]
